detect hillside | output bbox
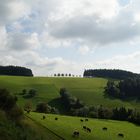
[0,110,61,140]
[0,76,140,111]
[0,76,140,140]
[27,112,140,140]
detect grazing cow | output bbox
[73,131,79,137]
[43,115,46,120]
[102,127,107,131]
[55,117,58,120]
[86,127,91,133]
[85,118,88,121]
[83,126,86,130]
[80,119,84,122]
[118,133,124,138]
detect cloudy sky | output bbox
[1,0,140,76]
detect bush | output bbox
[28,89,36,97]
[36,102,59,114]
[0,89,17,111]
[22,89,37,98]
[24,102,32,113]
[36,102,49,113]
[7,106,23,121]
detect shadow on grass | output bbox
[103,93,140,102]
[103,93,118,100]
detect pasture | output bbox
[0,76,140,110]
[28,112,140,140]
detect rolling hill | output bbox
[0,75,140,140]
[0,76,140,111]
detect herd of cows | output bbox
[73,118,124,138]
[42,115,124,139]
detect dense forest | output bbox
[0,66,33,76]
[83,69,140,80]
[105,78,140,99]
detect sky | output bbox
[1,0,140,76]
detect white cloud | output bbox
[48,7,140,47]
[0,0,140,75]
[0,0,30,25]
[0,50,80,76]
[0,26,8,50]
[87,51,140,73]
[40,32,72,48]
[7,32,40,51]
[78,46,90,55]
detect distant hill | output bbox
[0,65,33,76]
[83,69,140,80]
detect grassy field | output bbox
[0,76,140,140]
[0,76,140,110]
[0,110,61,140]
[22,116,62,140]
[27,112,140,140]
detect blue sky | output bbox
[0,0,140,76]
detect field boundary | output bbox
[25,114,65,140]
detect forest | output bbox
[83,69,140,80]
[0,66,33,76]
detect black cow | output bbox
[83,126,86,130]
[80,119,84,122]
[73,131,79,137]
[85,118,88,121]
[86,127,91,133]
[55,117,58,120]
[118,133,124,138]
[102,127,107,131]
[43,115,46,120]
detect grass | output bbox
[0,110,61,140]
[22,116,62,140]
[0,76,140,140]
[28,112,140,140]
[0,76,59,109]
[0,76,140,111]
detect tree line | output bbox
[59,88,140,125]
[105,78,140,99]
[83,69,140,80]
[54,73,81,77]
[0,65,33,76]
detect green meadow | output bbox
[0,76,140,111]
[27,112,140,140]
[0,76,140,140]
